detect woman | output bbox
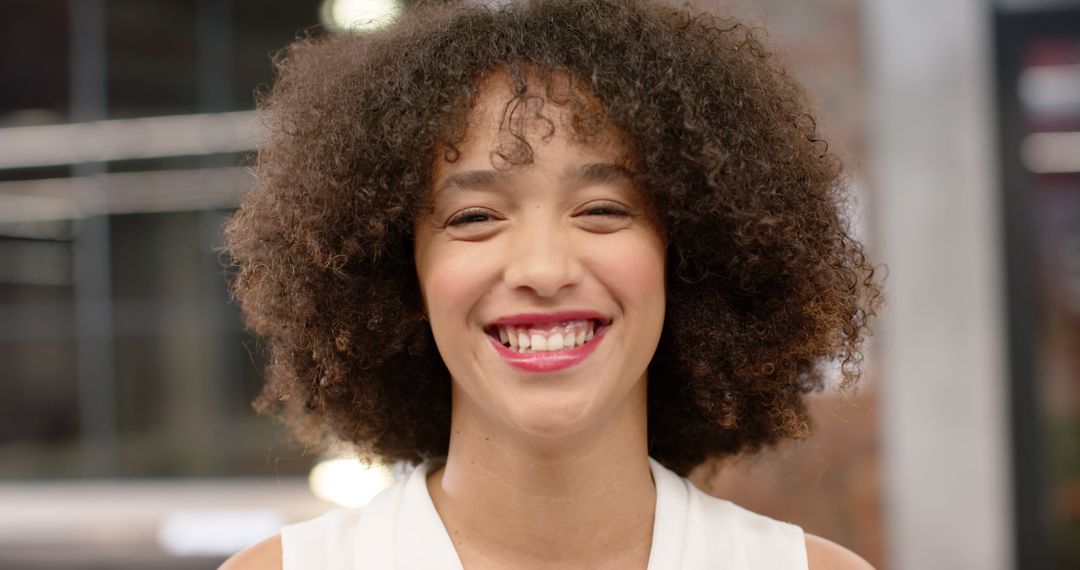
[222,0,881,568]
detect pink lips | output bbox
[487,327,606,372]
[485,310,610,373]
[488,310,609,328]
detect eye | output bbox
[573,200,635,233]
[446,208,498,227]
[578,201,632,218]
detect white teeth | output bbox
[494,319,603,353]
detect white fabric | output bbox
[282,457,808,569]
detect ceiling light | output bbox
[320,0,403,32]
[308,457,396,508]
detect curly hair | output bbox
[223,0,882,476]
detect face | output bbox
[414,74,666,442]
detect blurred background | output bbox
[0,0,1076,568]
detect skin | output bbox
[219,74,875,570]
[413,74,666,569]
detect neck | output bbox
[427,381,656,569]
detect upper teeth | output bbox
[496,320,597,353]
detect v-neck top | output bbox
[281,457,808,569]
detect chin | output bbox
[501,395,603,440]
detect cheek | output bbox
[591,233,667,309]
[418,244,497,328]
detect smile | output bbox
[484,311,611,372]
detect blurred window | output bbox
[0,0,330,479]
[997,6,1080,569]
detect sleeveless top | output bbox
[281,457,808,569]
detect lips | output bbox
[487,310,612,328]
[486,326,607,372]
[483,310,611,372]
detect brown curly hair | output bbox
[223,0,882,476]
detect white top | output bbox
[281,457,808,569]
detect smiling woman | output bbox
[221,0,881,568]
[414,73,667,449]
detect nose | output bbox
[502,219,583,298]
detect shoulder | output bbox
[218,535,282,570]
[805,533,875,570]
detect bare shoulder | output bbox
[218,535,283,570]
[805,533,875,570]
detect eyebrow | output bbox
[570,162,635,185]
[433,162,634,195]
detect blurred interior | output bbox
[0,0,1077,568]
